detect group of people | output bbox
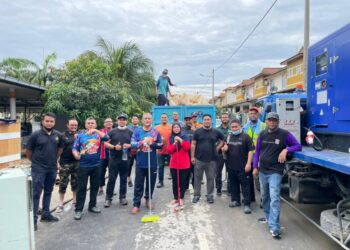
[26,106,301,239]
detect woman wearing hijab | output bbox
[167,123,191,206]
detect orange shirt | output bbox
[192,121,203,129]
[155,124,172,154]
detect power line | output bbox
[214,0,279,72]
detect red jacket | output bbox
[167,141,191,169]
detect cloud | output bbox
[0,0,349,98]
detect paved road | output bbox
[35,170,343,250]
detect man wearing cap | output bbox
[215,112,231,195]
[156,69,175,106]
[253,112,301,238]
[243,107,266,202]
[155,113,172,188]
[191,112,203,129]
[103,114,133,207]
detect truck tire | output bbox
[320,209,350,241]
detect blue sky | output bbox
[0,0,349,97]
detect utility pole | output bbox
[212,68,215,104]
[303,0,310,90]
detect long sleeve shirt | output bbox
[131,127,163,168]
[253,128,301,174]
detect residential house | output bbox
[253,68,283,98]
[265,67,287,93]
[280,48,304,89]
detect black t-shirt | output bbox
[26,129,64,172]
[59,130,77,165]
[108,128,133,158]
[225,133,254,170]
[193,127,224,162]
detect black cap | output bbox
[266,112,279,120]
[117,113,128,119]
[184,115,192,120]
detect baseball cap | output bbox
[249,107,260,113]
[184,115,192,120]
[266,112,279,120]
[191,112,198,117]
[117,113,128,120]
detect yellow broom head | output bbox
[141,215,160,223]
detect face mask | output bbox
[118,126,127,130]
[231,129,241,135]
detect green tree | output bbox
[0,53,57,86]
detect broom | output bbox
[141,144,160,223]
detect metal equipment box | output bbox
[307,23,350,134]
[0,168,35,250]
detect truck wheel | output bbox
[320,209,350,242]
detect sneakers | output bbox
[120,198,128,206]
[243,205,252,214]
[74,211,82,220]
[88,206,101,213]
[128,180,133,187]
[41,214,59,222]
[216,190,222,196]
[271,230,281,239]
[34,223,38,231]
[156,182,164,188]
[258,217,268,224]
[207,197,214,204]
[229,201,241,208]
[56,205,64,213]
[104,200,111,208]
[131,207,140,214]
[192,196,200,203]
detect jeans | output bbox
[157,154,169,184]
[133,167,157,207]
[171,168,190,199]
[106,157,129,200]
[99,158,109,187]
[228,169,250,205]
[194,160,216,199]
[32,169,57,224]
[259,172,282,232]
[215,154,225,191]
[75,167,100,212]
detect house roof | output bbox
[280,47,303,65]
[253,68,283,79]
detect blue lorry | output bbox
[152,105,216,127]
[256,23,350,245]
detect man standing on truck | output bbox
[57,118,79,213]
[253,112,301,238]
[243,107,266,202]
[156,68,175,106]
[191,114,224,204]
[215,112,230,195]
[26,112,64,231]
[155,113,172,188]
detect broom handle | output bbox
[148,145,152,216]
[176,143,180,205]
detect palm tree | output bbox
[0,52,57,86]
[95,37,156,108]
